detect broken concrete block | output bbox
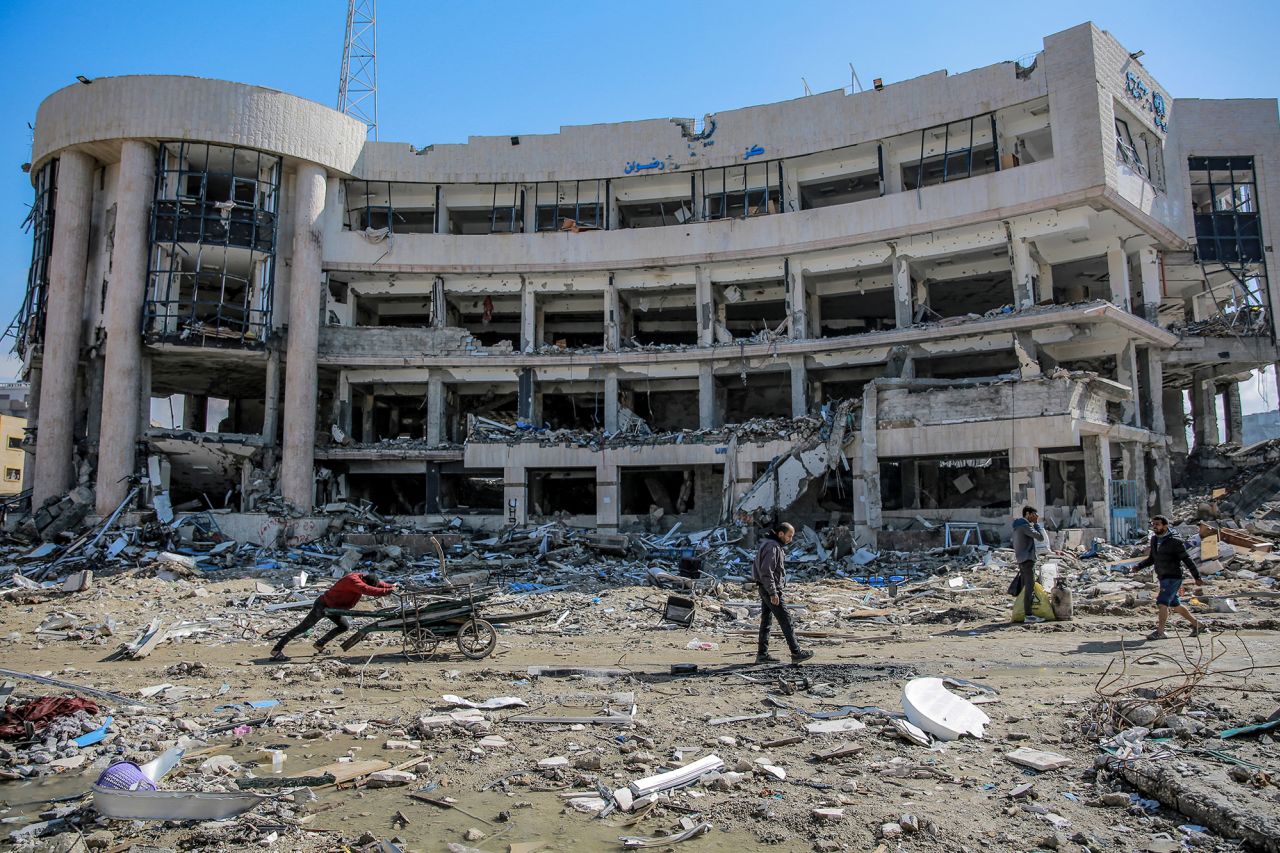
[1006,748,1073,771]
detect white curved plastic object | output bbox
[902,677,990,741]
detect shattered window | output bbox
[902,114,997,190]
[1191,157,1264,264]
[344,180,436,234]
[703,161,782,220]
[534,180,605,232]
[144,142,281,348]
[9,160,57,360]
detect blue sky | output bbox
[1,0,1278,407]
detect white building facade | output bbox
[17,23,1280,543]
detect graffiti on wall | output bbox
[1124,71,1168,132]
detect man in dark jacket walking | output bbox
[753,521,814,665]
[271,572,397,661]
[1134,515,1206,640]
[1011,506,1046,621]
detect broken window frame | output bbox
[343,180,436,234]
[144,142,281,349]
[1190,156,1265,265]
[11,159,57,360]
[534,180,605,232]
[489,183,524,234]
[902,114,999,191]
[702,161,783,220]
[1113,117,1147,179]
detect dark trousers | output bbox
[757,590,802,656]
[1019,560,1036,617]
[273,599,350,653]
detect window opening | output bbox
[1188,155,1269,333]
[344,180,436,234]
[144,142,280,348]
[703,161,782,220]
[1114,117,1146,179]
[902,114,996,191]
[534,180,604,232]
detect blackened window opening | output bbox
[534,180,604,231]
[703,161,782,220]
[902,114,997,191]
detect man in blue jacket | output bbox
[1134,515,1207,640]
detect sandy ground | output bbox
[2,570,1279,853]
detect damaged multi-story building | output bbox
[14,22,1280,546]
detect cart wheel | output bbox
[456,618,497,659]
[403,627,439,662]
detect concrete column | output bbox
[691,173,706,222]
[32,150,94,510]
[95,141,155,515]
[1191,369,1220,450]
[695,266,713,347]
[503,465,527,526]
[1122,441,1150,531]
[1106,240,1131,312]
[435,185,450,235]
[607,181,621,230]
[1009,232,1036,309]
[596,461,619,532]
[263,348,281,447]
[1009,445,1044,512]
[1037,259,1054,304]
[427,373,445,446]
[603,370,619,433]
[280,163,327,513]
[892,252,913,329]
[431,276,446,329]
[1164,389,1189,454]
[1150,447,1173,516]
[361,391,376,443]
[1014,332,1041,378]
[1138,246,1162,324]
[782,164,800,213]
[852,383,882,546]
[698,362,716,429]
[1082,434,1113,532]
[1225,382,1244,444]
[520,282,536,352]
[1116,342,1141,427]
[335,371,352,436]
[518,369,535,422]
[604,278,621,351]
[137,355,152,440]
[786,260,808,339]
[789,356,807,417]
[1146,348,1167,435]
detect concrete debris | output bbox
[0,446,1277,851]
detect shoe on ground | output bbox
[1145,630,1167,641]
[269,650,289,662]
[1024,615,1045,624]
[755,653,782,664]
[791,649,815,664]
[312,641,328,655]
[1190,623,1209,637]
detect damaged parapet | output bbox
[735,400,857,517]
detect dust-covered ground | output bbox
[2,567,1279,853]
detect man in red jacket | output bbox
[270,572,397,661]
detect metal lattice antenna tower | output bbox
[338,0,378,140]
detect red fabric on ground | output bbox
[0,696,99,739]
